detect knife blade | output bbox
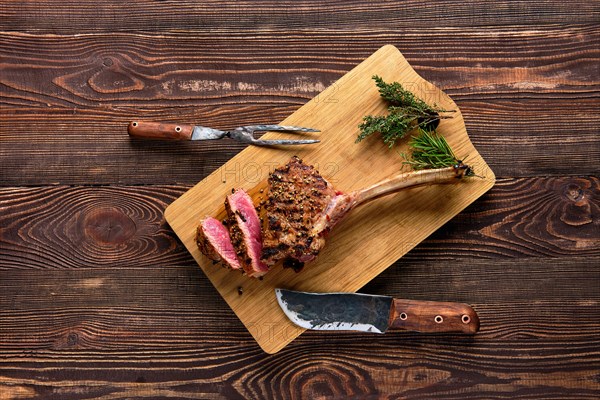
[275,289,479,334]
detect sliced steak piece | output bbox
[261,156,337,267]
[196,217,241,270]
[225,189,268,278]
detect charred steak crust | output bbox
[261,156,336,266]
[196,225,220,261]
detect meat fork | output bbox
[128,121,320,146]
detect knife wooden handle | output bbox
[128,121,194,140]
[389,299,479,334]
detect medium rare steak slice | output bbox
[261,156,337,267]
[196,217,241,270]
[225,189,268,278]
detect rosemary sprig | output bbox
[356,75,454,148]
[403,129,474,177]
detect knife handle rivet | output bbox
[434,315,443,323]
[175,126,182,132]
[462,315,471,324]
[399,312,408,320]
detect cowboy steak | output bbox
[261,156,470,268]
[198,156,470,277]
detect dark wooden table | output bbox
[1,2,599,399]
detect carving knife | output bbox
[275,289,479,334]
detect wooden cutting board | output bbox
[165,45,495,353]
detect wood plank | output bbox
[1,27,596,109]
[1,176,598,270]
[0,258,598,399]
[0,1,598,33]
[0,101,598,185]
[1,26,598,184]
[2,258,598,314]
[405,175,600,260]
[0,185,191,270]
[1,99,598,185]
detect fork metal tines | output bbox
[229,125,320,146]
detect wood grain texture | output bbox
[388,299,480,334]
[0,185,191,270]
[1,0,599,397]
[1,26,596,108]
[0,258,598,399]
[1,176,597,271]
[127,121,195,141]
[1,25,599,184]
[1,1,599,33]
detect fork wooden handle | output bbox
[128,121,194,140]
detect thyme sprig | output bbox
[373,75,432,109]
[356,75,454,148]
[402,129,474,176]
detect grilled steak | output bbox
[196,217,241,270]
[261,156,337,267]
[225,189,268,277]
[199,156,470,277]
[261,156,470,269]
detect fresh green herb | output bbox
[373,75,431,109]
[402,129,474,176]
[356,75,453,148]
[357,113,412,148]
